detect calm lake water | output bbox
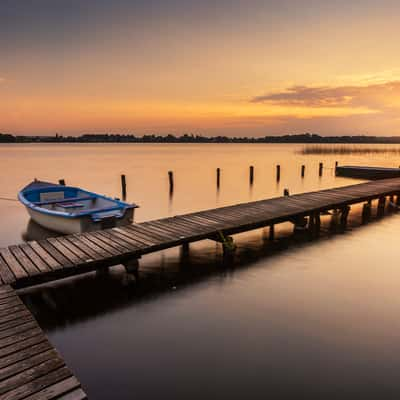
[2,143,400,399]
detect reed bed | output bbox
[299,145,400,155]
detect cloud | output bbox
[251,81,400,110]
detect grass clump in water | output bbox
[299,145,400,155]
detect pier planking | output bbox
[0,286,87,399]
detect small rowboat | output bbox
[18,180,138,234]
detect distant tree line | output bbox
[2,132,400,144]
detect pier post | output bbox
[181,242,190,256]
[308,213,315,237]
[319,162,323,177]
[301,165,305,178]
[121,174,127,200]
[168,171,174,193]
[362,201,372,224]
[314,212,321,236]
[276,165,281,181]
[330,209,340,232]
[216,168,221,188]
[124,258,140,278]
[340,206,350,230]
[249,166,254,185]
[269,225,275,241]
[377,196,386,217]
[283,188,290,196]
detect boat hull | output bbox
[26,206,134,234]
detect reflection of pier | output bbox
[1,177,400,289]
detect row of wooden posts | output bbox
[61,162,339,200]
[162,161,338,195]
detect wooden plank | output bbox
[46,239,81,265]
[107,229,146,249]
[0,349,59,382]
[55,387,87,400]
[0,250,28,280]
[125,224,173,243]
[72,235,112,258]
[0,327,43,350]
[0,259,14,285]
[0,310,36,329]
[37,241,72,269]
[0,321,37,341]
[96,230,137,252]
[141,222,185,239]
[0,334,47,359]
[80,233,120,256]
[92,231,133,253]
[64,236,101,261]
[112,227,152,247]
[0,366,72,400]
[0,297,23,312]
[8,247,39,277]
[0,341,52,370]
[0,315,35,334]
[19,244,51,274]
[27,242,61,271]
[124,226,165,246]
[0,358,68,398]
[23,377,83,400]
[55,238,93,263]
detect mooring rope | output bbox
[0,197,18,202]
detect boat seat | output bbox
[34,195,96,206]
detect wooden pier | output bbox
[0,285,86,399]
[1,177,400,288]
[336,165,400,180]
[0,177,400,398]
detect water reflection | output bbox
[22,218,61,241]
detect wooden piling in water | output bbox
[301,165,305,178]
[168,171,174,193]
[267,225,274,242]
[319,162,323,176]
[249,166,254,185]
[377,196,386,217]
[362,201,372,224]
[276,165,281,181]
[340,206,350,229]
[217,168,221,188]
[121,174,127,199]
[283,188,289,196]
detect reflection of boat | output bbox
[22,219,58,242]
[18,180,138,234]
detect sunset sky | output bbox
[2,0,400,136]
